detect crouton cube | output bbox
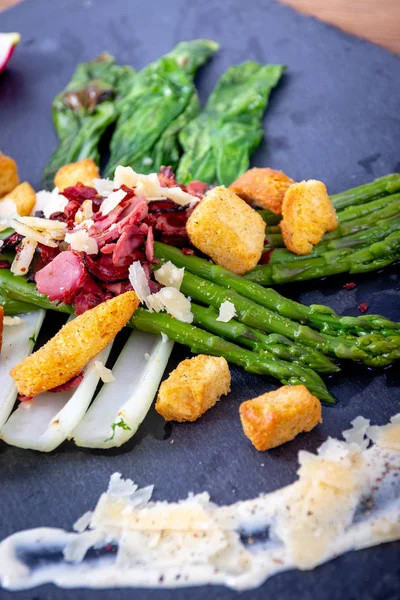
[54,158,99,191]
[239,385,322,451]
[10,291,139,397]
[0,306,3,354]
[230,168,295,215]
[2,182,36,216]
[156,354,231,422]
[0,154,19,197]
[280,180,338,255]
[186,186,266,275]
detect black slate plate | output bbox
[0,1,400,598]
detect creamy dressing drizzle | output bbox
[1,415,399,592]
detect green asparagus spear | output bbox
[330,173,400,211]
[104,40,218,177]
[264,210,400,263]
[153,242,400,339]
[247,231,400,286]
[130,309,335,403]
[42,54,136,189]
[0,292,36,315]
[176,62,285,186]
[190,303,339,374]
[0,276,333,403]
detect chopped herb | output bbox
[29,334,37,344]
[104,419,132,442]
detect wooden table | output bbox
[1,0,399,55]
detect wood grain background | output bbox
[1,0,399,54]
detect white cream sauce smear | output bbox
[0,414,399,592]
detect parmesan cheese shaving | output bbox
[93,178,114,197]
[34,188,68,219]
[94,361,115,383]
[100,189,127,216]
[128,261,151,303]
[114,166,198,207]
[11,220,58,248]
[154,261,184,290]
[146,287,193,323]
[10,237,37,276]
[216,300,237,323]
[65,230,98,254]
[74,200,94,224]
[0,198,18,220]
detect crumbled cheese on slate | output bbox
[100,188,127,216]
[4,316,24,326]
[216,300,237,323]
[73,511,93,533]
[93,178,114,197]
[147,287,193,323]
[10,237,37,276]
[154,261,184,290]
[94,361,115,383]
[65,230,98,255]
[128,261,151,303]
[107,472,138,497]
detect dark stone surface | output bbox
[0,0,399,598]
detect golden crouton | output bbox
[230,168,295,215]
[0,153,19,197]
[156,354,231,422]
[186,186,266,275]
[10,291,139,397]
[54,158,99,191]
[0,306,3,354]
[280,180,338,255]
[239,385,322,451]
[2,182,36,216]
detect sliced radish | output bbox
[0,310,45,428]
[72,331,174,448]
[0,343,113,452]
[0,33,20,73]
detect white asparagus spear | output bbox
[0,310,45,428]
[0,343,113,452]
[72,331,174,448]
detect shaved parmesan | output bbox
[65,230,98,254]
[94,361,115,383]
[128,261,151,303]
[216,300,237,323]
[10,238,37,276]
[161,187,198,207]
[74,200,94,224]
[93,178,114,197]
[154,261,184,290]
[100,188,127,216]
[146,287,193,323]
[17,216,67,232]
[114,166,198,207]
[11,220,58,247]
[0,198,18,220]
[73,511,93,534]
[3,316,24,326]
[34,188,68,219]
